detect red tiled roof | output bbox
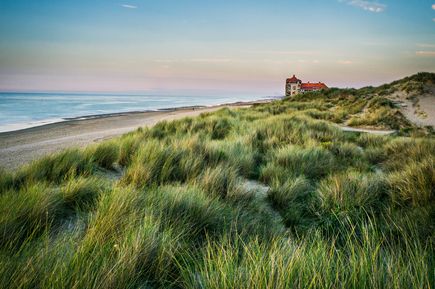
[301,82,328,90]
[286,75,301,83]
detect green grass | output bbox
[85,141,119,170]
[180,220,431,289]
[261,145,336,182]
[0,73,434,288]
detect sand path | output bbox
[339,126,396,135]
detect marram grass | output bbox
[0,75,434,288]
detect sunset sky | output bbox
[0,0,434,96]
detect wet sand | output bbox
[0,101,268,171]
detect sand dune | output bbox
[389,84,435,128]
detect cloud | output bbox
[416,43,435,48]
[432,4,435,10]
[416,51,435,57]
[248,50,319,56]
[338,60,353,65]
[297,59,321,64]
[362,41,387,46]
[154,58,234,64]
[340,0,386,13]
[121,4,137,9]
[152,58,299,65]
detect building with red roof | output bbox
[286,75,301,84]
[286,75,328,96]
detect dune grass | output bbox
[1,76,434,288]
[180,221,431,289]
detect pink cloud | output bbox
[416,51,435,57]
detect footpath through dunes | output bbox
[242,180,285,233]
[338,125,396,135]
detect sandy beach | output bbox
[0,101,267,171]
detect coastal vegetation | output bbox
[0,73,434,288]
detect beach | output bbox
[0,101,266,171]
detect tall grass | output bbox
[267,176,316,229]
[0,182,61,248]
[388,158,434,206]
[260,145,335,183]
[0,176,108,249]
[84,141,119,170]
[179,222,432,289]
[1,76,434,288]
[15,148,94,185]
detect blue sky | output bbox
[0,0,434,95]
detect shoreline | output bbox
[0,98,277,135]
[0,99,274,171]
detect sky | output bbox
[0,0,434,96]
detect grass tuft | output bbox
[85,141,119,169]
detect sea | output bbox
[0,92,274,133]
